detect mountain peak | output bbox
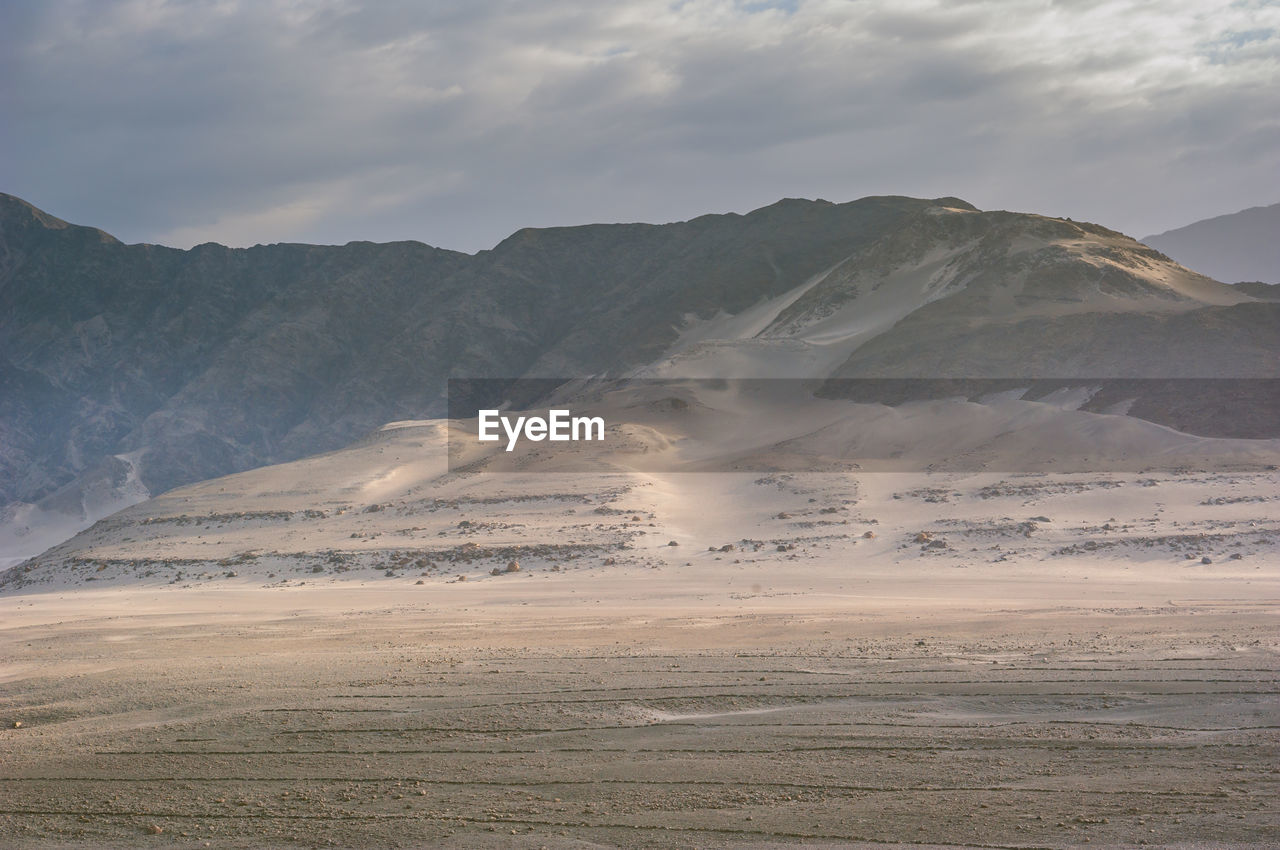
[0,192,69,228]
[0,193,120,245]
[928,196,979,211]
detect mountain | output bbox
[1235,281,1280,300]
[2,192,1277,566]
[0,192,940,499]
[645,206,1269,379]
[1142,202,1280,285]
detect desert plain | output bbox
[2,423,1277,848]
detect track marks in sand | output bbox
[2,618,1277,848]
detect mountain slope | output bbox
[3,192,1277,566]
[7,408,1277,592]
[644,206,1266,379]
[0,192,937,562]
[823,211,1273,378]
[1142,202,1280,285]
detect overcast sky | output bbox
[3,0,1278,252]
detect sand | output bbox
[2,418,1277,847]
[1,592,1276,848]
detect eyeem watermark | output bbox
[449,377,1280,473]
[478,409,605,452]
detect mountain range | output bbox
[2,192,1277,566]
[1142,202,1280,286]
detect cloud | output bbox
[2,0,1277,251]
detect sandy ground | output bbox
[2,427,1277,847]
[2,579,1278,848]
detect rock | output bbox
[603,557,616,566]
[914,532,932,543]
[862,531,876,539]
[1201,556,1213,564]
[10,721,22,729]
[505,560,521,572]
[490,567,503,576]
[667,540,679,547]
[719,543,735,552]
[415,579,424,585]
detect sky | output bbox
[2,0,1278,253]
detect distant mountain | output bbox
[2,192,1277,566]
[1234,281,1280,300]
[1142,202,1280,285]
